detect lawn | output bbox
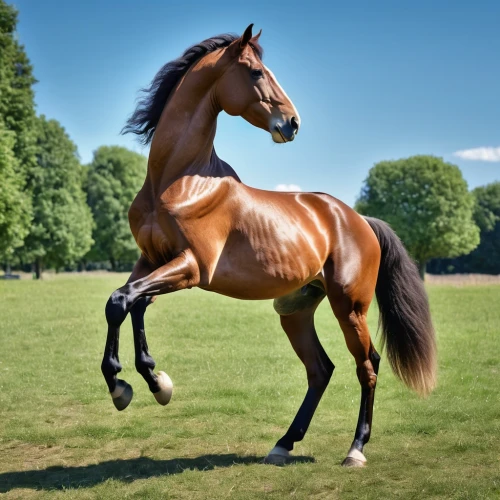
[0,275,499,499]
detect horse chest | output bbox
[133,210,184,263]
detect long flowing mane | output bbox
[122,33,263,145]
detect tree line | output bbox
[0,1,146,278]
[1,1,499,279]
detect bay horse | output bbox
[102,24,437,467]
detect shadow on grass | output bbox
[0,454,314,492]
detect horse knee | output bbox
[101,356,122,392]
[105,286,134,326]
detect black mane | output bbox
[122,33,263,145]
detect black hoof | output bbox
[111,380,133,411]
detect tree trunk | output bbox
[34,258,42,279]
[110,257,116,271]
[418,260,426,280]
[5,263,11,275]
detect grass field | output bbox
[0,275,499,499]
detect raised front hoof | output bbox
[153,371,173,406]
[263,446,291,466]
[111,379,133,411]
[341,457,366,468]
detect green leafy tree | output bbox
[0,1,37,165]
[0,123,31,264]
[23,116,93,278]
[355,155,480,278]
[428,182,500,274]
[472,182,500,232]
[463,183,500,273]
[85,146,147,270]
[0,0,37,267]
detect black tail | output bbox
[364,217,437,396]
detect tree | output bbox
[355,155,480,278]
[23,116,93,278]
[428,182,500,274]
[0,1,37,163]
[0,0,37,266]
[85,146,147,270]
[0,123,31,264]
[466,183,500,273]
[473,182,500,232]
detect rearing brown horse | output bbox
[102,24,437,467]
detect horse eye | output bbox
[251,69,263,79]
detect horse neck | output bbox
[147,81,226,189]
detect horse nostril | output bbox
[291,117,299,134]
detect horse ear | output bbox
[251,29,262,43]
[240,23,254,48]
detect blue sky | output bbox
[13,0,500,206]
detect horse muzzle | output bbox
[272,116,300,143]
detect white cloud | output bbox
[274,183,302,192]
[453,146,500,162]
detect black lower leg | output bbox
[130,297,160,393]
[274,309,334,454]
[351,350,381,453]
[276,385,328,451]
[101,285,136,393]
[101,326,121,393]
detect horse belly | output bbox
[205,235,325,300]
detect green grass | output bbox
[0,275,499,499]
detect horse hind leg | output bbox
[265,290,334,464]
[327,288,380,467]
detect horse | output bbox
[102,24,437,467]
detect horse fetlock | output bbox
[356,423,371,445]
[279,427,305,447]
[135,353,156,374]
[101,356,122,378]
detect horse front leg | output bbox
[101,257,154,410]
[102,251,200,410]
[130,296,173,405]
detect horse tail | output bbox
[364,216,437,396]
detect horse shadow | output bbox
[0,453,314,492]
